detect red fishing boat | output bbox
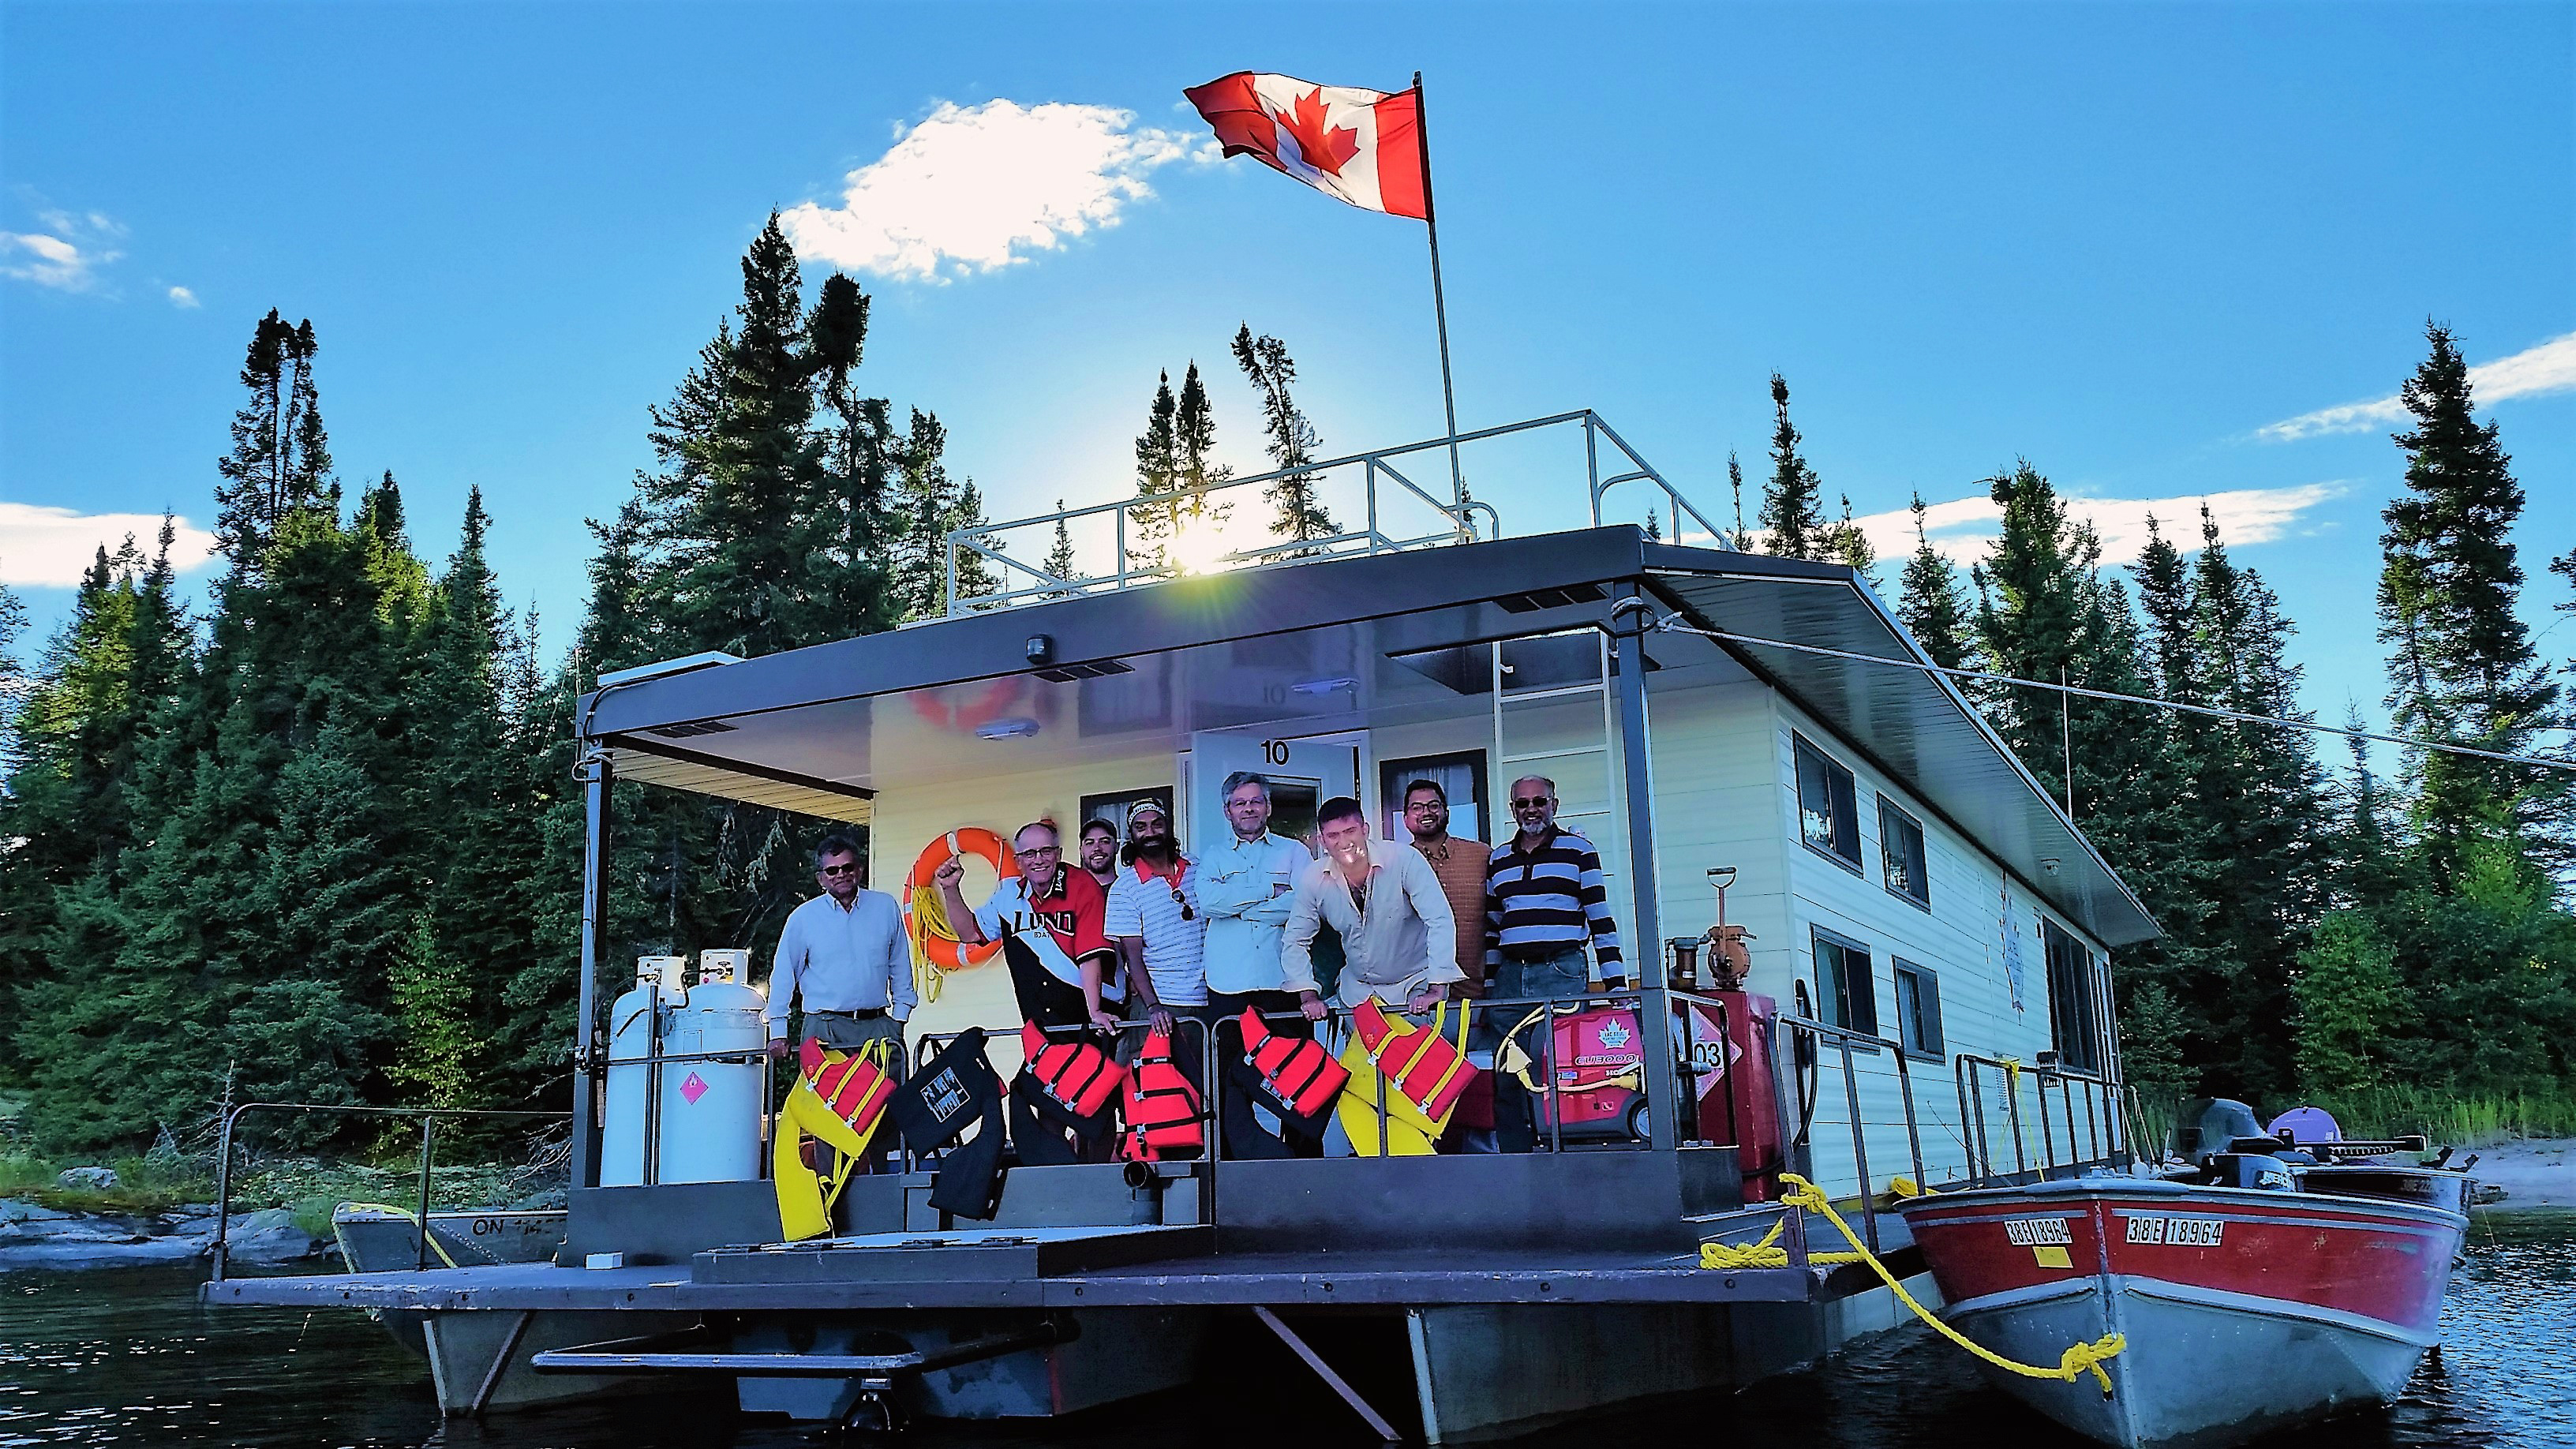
[1898,1102,2476,1448]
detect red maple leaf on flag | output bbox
[1269,86,1360,178]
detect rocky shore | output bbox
[0,1196,328,1271]
[2466,1137,2574,1211]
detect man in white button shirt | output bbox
[764,833,915,1076]
[1197,771,1324,1156]
[1283,796,1462,1015]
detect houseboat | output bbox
[208,413,2149,1442]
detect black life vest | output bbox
[891,1027,1008,1219]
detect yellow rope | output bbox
[1996,1055,2024,1098]
[334,1201,460,1269]
[1697,1173,2125,1395]
[907,884,956,1005]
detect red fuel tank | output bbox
[1689,989,1786,1200]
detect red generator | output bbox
[1518,992,1788,1196]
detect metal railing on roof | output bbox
[941,410,1727,617]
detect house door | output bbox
[1190,732,1359,856]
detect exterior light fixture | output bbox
[2039,857,2062,874]
[975,717,1042,741]
[1289,676,1359,697]
[1025,634,1055,666]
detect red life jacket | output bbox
[1118,1028,1204,1162]
[801,1038,895,1140]
[1020,1020,1125,1118]
[1237,1006,1350,1118]
[1352,996,1477,1121]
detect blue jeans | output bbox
[1491,948,1593,1152]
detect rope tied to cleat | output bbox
[1696,1172,2127,1396]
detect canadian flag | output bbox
[1183,73,1426,219]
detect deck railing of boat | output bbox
[937,410,1717,616]
[1951,1050,2136,1185]
[208,1101,571,1283]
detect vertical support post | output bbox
[1413,72,1464,516]
[1584,414,1602,526]
[415,1114,436,1271]
[1608,585,1673,1151]
[571,750,613,1192]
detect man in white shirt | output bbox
[765,833,915,1073]
[1104,802,1207,1035]
[1283,796,1463,1014]
[1197,771,1324,1156]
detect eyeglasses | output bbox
[819,863,859,877]
[1016,846,1061,860]
[1405,800,1443,813]
[1511,796,1551,810]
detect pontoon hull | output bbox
[1900,1179,2465,1448]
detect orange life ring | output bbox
[910,678,1023,735]
[904,828,1020,972]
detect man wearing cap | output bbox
[1103,801,1208,1045]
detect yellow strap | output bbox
[1695,1173,2126,1395]
[1996,1055,2024,1097]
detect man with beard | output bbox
[1077,818,1121,893]
[1285,796,1462,1016]
[1104,800,1207,1048]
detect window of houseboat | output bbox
[1893,959,1944,1061]
[1878,796,1929,908]
[2042,919,2104,1075]
[1380,751,1490,841]
[1793,733,1861,871]
[1810,927,1879,1042]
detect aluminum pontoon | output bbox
[206,414,2154,1442]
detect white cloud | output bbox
[0,208,127,293]
[781,99,1213,282]
[167,285,200,309]
[2259,330,2576,441]
[1848,482,2346,570]
[0,504,219,588]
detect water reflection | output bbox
[3,1211,2567,1449]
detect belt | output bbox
[809,1007,889,1021]
[1502,942,1584,963]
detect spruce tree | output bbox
[1896,493,1971,669]
[2378,320,2564,878]
[1727,451,1750,551]
[1043,501,1081,599]
[1758,373,1825,560]
[1129,371,1181,569]
[889,407,965,619]
[213,311,335,570]
[1231,325,1336,548]
[1818,493,1879,589]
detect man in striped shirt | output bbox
[1485,775,1629,1152]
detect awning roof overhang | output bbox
[579,528,2156,946]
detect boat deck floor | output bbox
[202,1245,1887,1312]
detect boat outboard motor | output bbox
[2179,1099,2297,1189]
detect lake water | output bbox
[3,1211,2569,1448]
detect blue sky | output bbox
[4,2,2569,744]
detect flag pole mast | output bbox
[1413,70,1466,534]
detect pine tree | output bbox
[1129,371,1181,569]
[1818,493,1880,589]
[1727,451,1750,551]
[1759,373,1825,560]
[1043,501,1081,599]
[213,311,335,570]
[2378,320,2565,879]
[889,408,967,619]
[1231,325,1336,549]
[807,271,898,631]
[1895,493,1971,669]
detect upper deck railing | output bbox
[942,410,1726,616]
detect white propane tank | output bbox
[601,957,686,1187]
[655,949,767,1183]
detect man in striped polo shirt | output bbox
[1485,775,1630,1152]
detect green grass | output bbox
[2129,1085,2576,1157]
[2,1148,561,1220]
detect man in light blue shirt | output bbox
[1197,771,1324,1156]
[765,833,915,1073]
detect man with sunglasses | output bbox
[1103,801,1207,1043]
[1484,776,1629,1151]
[937,822,1122,1033]
[766,833,914,1071]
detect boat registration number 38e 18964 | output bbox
[2125,1215,2226,1246]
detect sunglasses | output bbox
[819,863,859,878]
[1511,796,1552,810]
[1170,884,1194,921]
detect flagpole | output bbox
[1412,70,1466,533]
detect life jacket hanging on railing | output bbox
[1337,998,1479,1157]
[1009,1021,1125,1166]
[773,1037,897,1241]
[1236,1006,1350,1121]
[1118,1028,1205,1162]
[890,1027,1009,1219]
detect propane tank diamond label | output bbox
[680,1071,709,1105]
